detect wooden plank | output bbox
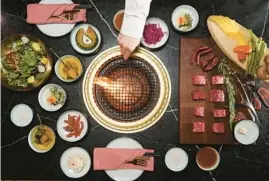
[179,38,252,144]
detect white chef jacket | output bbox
[120,0,152,39]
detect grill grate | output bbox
[93,56,160,121]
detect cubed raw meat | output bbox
[192,90,206,100]
[210,89,225,102]
[194,107,205,117]
[213,109,227,118]
[212,122,224,133]
[212,75,224,85]
[193,122,205,133]
[234,112,247,122]
[251,98,262,110]
[192,75,206,85]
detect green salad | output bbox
[1,36,49,88]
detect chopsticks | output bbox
[74,4,93,10]
[143,152,161,157]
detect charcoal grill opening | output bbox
[93,56,160,122]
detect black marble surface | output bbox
[1,0,269,180]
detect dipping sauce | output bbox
[196,147,220,171]
[113,10,124,31]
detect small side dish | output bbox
[55,55,83,82]
[10,104,33,127]
[38,84,66,112]
[113,10,124,32]
[165,147,188,172]
[1,35,51,89]
[28,125,55,153]
[172,5,199,32]
[60,147,91,178]
[70,24,101,54]
[141,18,169,49]
[234,120,259,145]
[57,110,88,142]
[196,147,220,171]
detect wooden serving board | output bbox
[207,18,269,83]
[179,38,252,144]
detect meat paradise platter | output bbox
[179,38,256,144]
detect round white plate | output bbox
[70,24,102,54]
[60,147,91,178]
[54,55,83,82]
[28,125,56,153]
[105,137,144,181]
[57,110,88,142]
[38,84,66,112]
[171,5,199,32]
[165,147,188,172]
[141,17,169,49]
[10,104,33,127]
[37,0,75,37]
[234,120,259,145]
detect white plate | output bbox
[37,0,75,37]
[171,5,199,32]
[10,104,33,127]
[57,110,88,142]
[234,120,259,145]
[105,137,144,181]
[141,17,169,49]
[38,84,66,112]
[54,55,83,82]
[165,147,188,172]
[28,125,56,153]
[70,24,102,54]
[60,147,91,178]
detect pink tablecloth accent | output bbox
[26,4,87,24]
[93,148,154,171]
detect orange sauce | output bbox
[114,11,124,31]
[196,147,219,170]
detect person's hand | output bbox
[117,33,140,60]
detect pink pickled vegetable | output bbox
[143,24,164,45]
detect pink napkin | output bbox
[93,148,154,171]
[26,4,87,24]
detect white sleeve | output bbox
[120,0,152,39]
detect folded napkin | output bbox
[26,4,87,24]
[93,148,154,171]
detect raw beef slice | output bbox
[192,91,206,100]
[192,75,206,85]
[213,109,226,118]
[212,75,224,85]
[194,107,205,117]
[210,89,225,102]
[212,122,224,133]
[193,122,205,133]
[258,87,269,107]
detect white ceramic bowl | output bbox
[171,5,199,32]
[70,24,101,54]
[28,125,56,153]
[38,84,67,112]
[10,104,33,127]
[54,55,83,83]
[234,120,259,145]
[141,17,169,49]
[165,147,188,172]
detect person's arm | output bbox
[118,0,152,60]
[121,0,152,38]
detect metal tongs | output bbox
[234,74,260,125]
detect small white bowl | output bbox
[70,24,101,54]
[54,55,83,83]
[171,5,199,32]
[165,147,188,172]
[57,110,88,142]
[113,9,124,32]
[10,104,33,127]
[38,84,67,112]
[141,17,169,49]
[28,125,56,153]
[234,120,259,145]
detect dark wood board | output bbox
[179,38,252,144]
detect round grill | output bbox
[93,56,160,121]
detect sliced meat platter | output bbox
[179,38,253,144]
